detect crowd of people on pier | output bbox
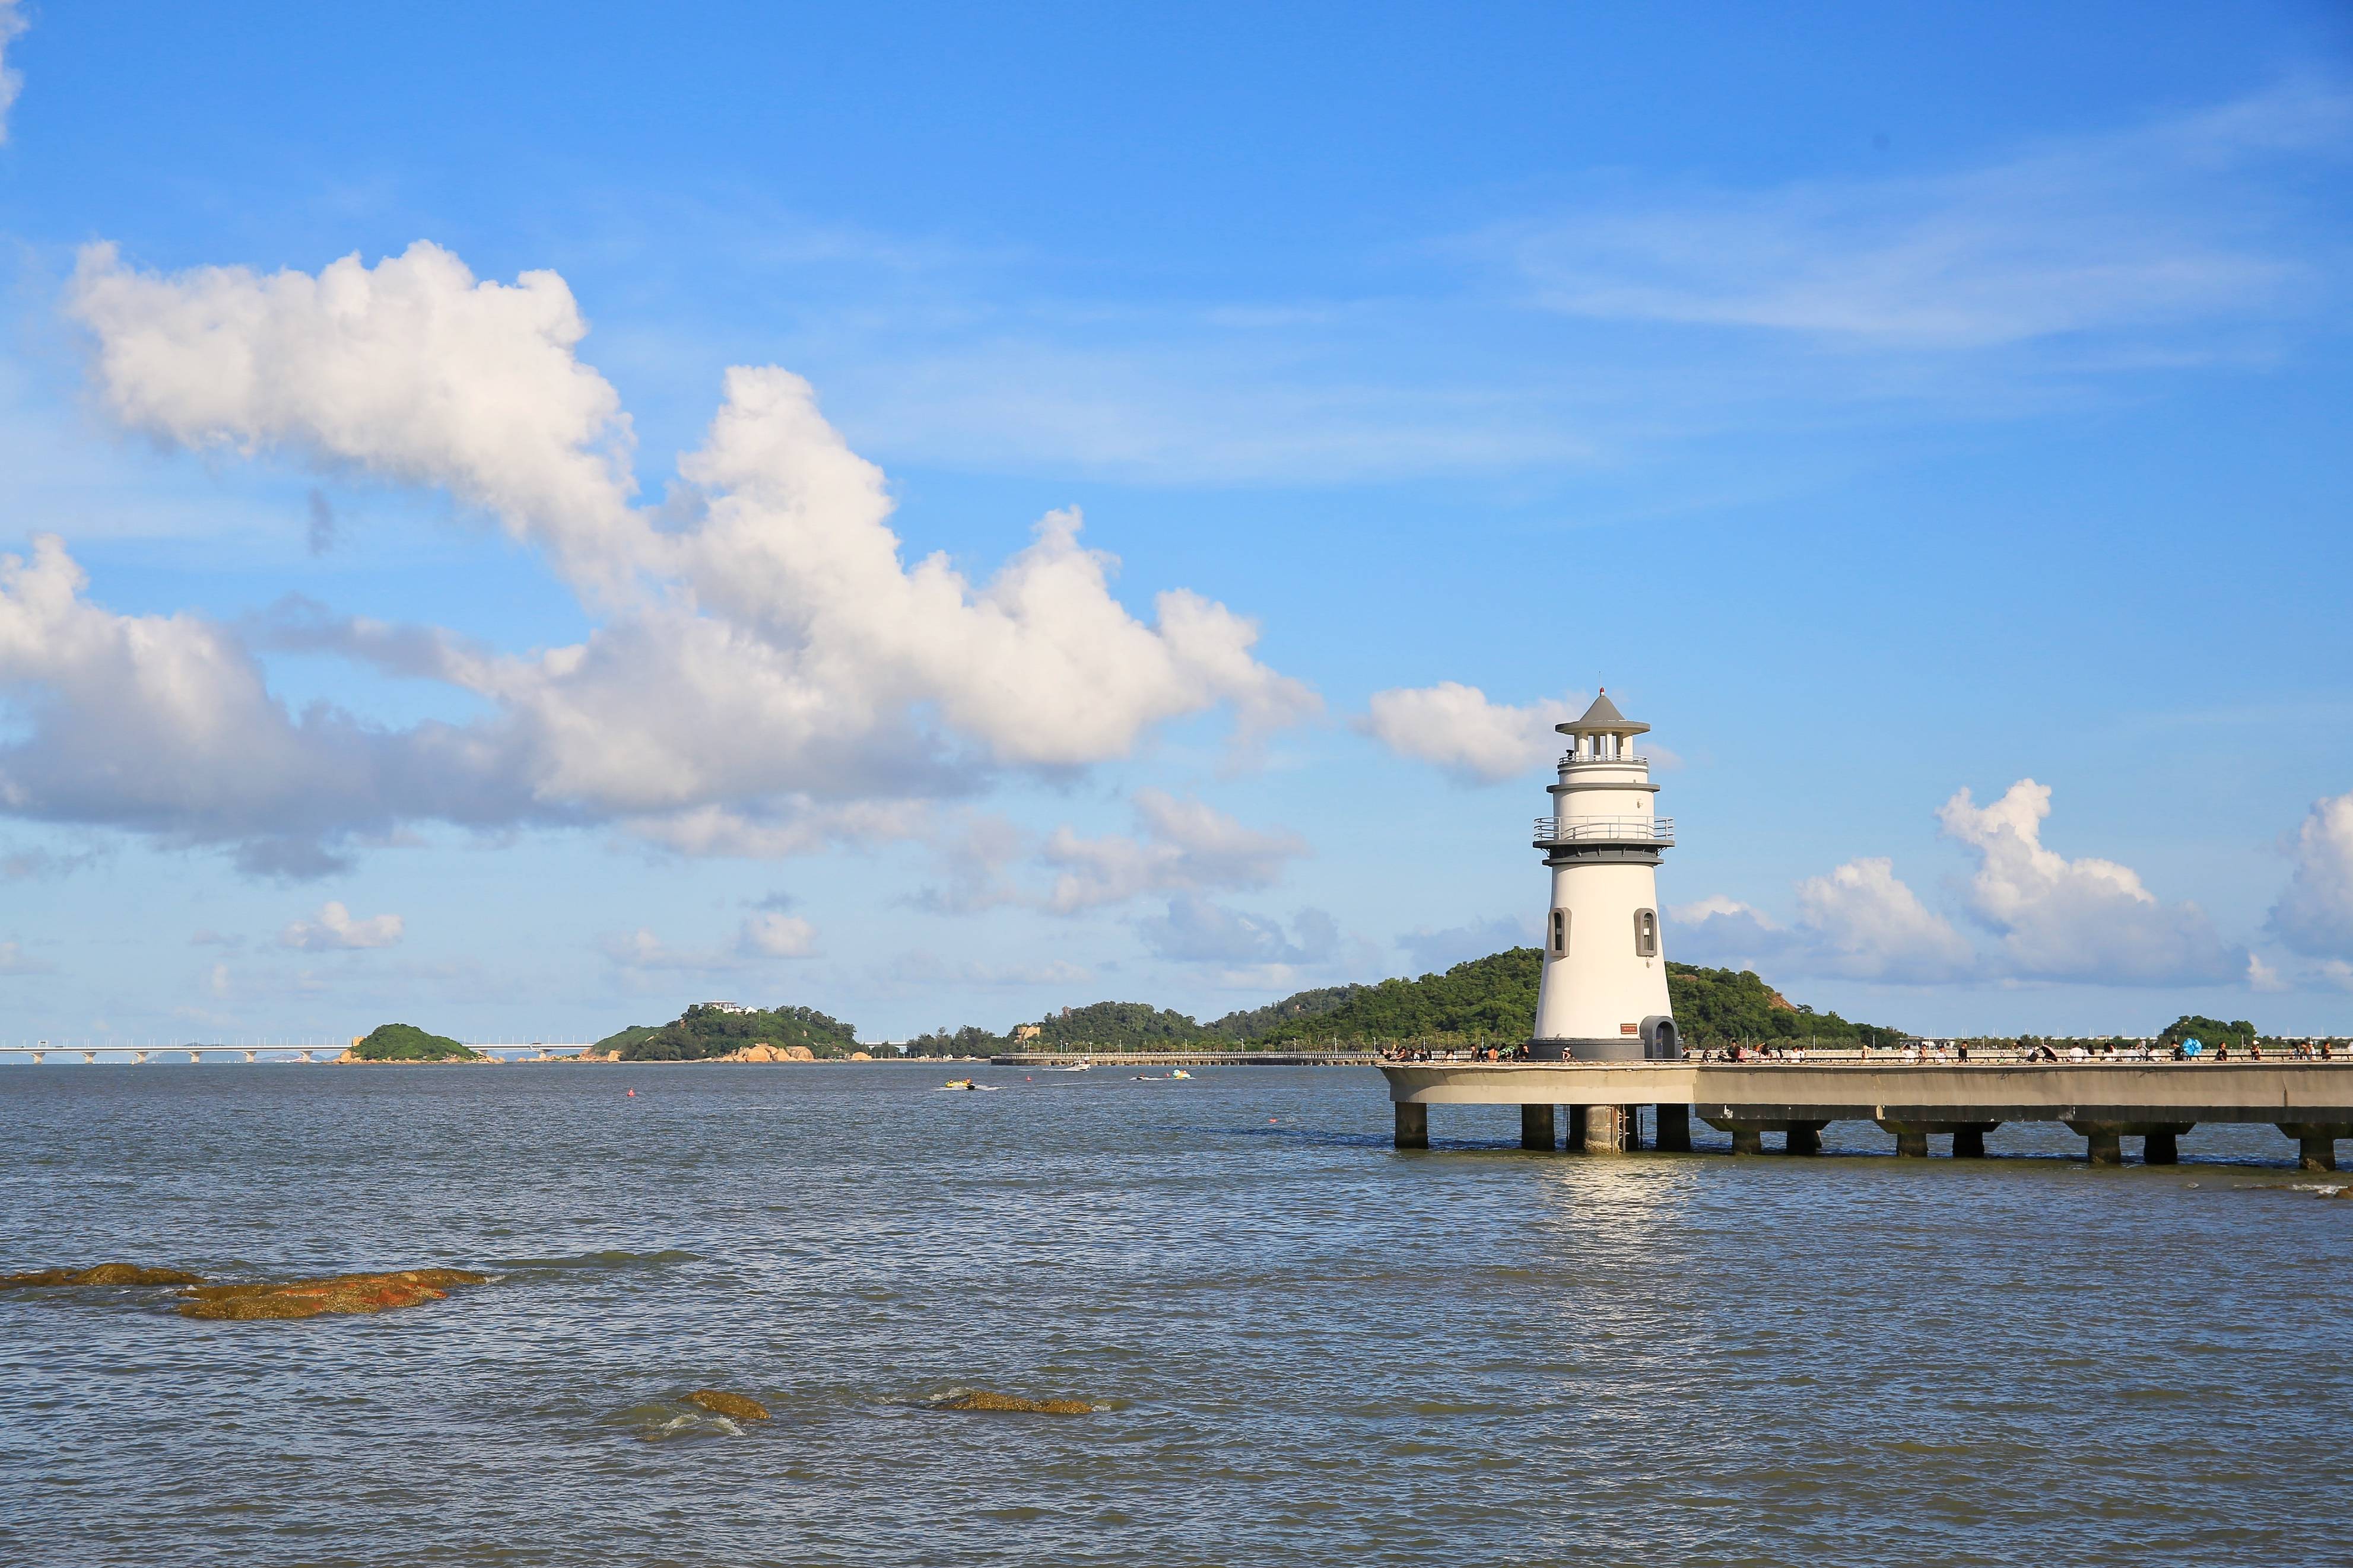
[1377,1039,2346,1065]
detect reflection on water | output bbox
[1,1065,2347,1566]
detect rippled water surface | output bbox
[4,1063,2349,1566]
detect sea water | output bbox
[2,1064,2348,1566]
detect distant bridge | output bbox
[0,1043,595,1066]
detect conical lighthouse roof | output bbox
[1555,688,1650,736]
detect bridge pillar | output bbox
[28,1051,43,1065]
[1394,1102,1428,1150]
[1784,1121,1825,1156]
[81,1051,95,1064]
[1520,1103,1557,1151]
[132,1050,149,1066]
[2139,1124,2192,1164]
[1894,1130,1929,1158]
[2068,1122,2124,1166]
[1562,1105,1587,1150]
[243,1051,258,1063]
[1582,1104,1636,1153]
[1655,1103,1691,1152]
[1951,1124,1996,1158]
[1729,1127,1763,1155]
[2278,1124,2350,1172]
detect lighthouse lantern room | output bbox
[1530,689,1679,1061]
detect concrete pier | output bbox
[1520,1103,1557,1150]
[1381,1060,2353,1167]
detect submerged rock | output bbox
[0,1263,207,1289]
[684,1389,770,1421]
[177,1267,488,1321]
[923,1388,1094,1415]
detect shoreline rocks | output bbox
[1,1263,207,1289]
[923,1388,1095,1415]
[177,1267,488,1321]
[684,1389,770,1421]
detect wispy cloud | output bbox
[1485,80,2346,351]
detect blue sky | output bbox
[1,1,2349,1044]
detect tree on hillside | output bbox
[2155,1014,2256,1051]
[1250,950,1906,1047]
[1205,985,1367,1041]
[1024,1002,1206,1051]
[615,1003,859,1062]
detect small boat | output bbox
[1170,1068,1193,1080]
[943,1079,978,1091]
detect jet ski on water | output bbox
[941,1078,999,1091]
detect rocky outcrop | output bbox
[710,1042,820,1063]
[684,1389,770,1421]
[177,1267,488,1321]
[923,1388,1094,1415]
[848,1051,872,1061]
[1,1263,207,1289]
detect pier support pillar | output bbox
[2140,1125,2192,1165]
[1394,1102,1428,1150]
[1655,1103,1691,1152]
[1894,1130,1929,1159]
[1729,1127,1763,1155]
[1563,1105,1587,1151]
[1951,1124,1995,1158]
[2279,1124,2350,1172]
[1521,1103,1558,1151]
[1784,1122,1825,1156]
[1582,1104,1636,1153]
[2070,1122,2123,1166]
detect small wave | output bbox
[494,1249,701,1270]
[603,1400,744,1442]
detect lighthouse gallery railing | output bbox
[1532,815,1675,845]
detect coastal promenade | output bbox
[0,1043,593,1064]
[1381,1058,2353,1168]
[992,1050,1381,1067]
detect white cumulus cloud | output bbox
[1674,860,1973,985]
[2268,790,2353,959]
[1041,790,1308,913]
[24,241,1320,874]
[278,901,404,952]
[1937,779,2241,984]
[739,911,818,959]
[1357,682,1584,784]
[1791,857,1976,982]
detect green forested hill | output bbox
[605,1003,859,1061]
[1023,1001,1208,1049]
[1255,950,1543,1045]
[1251,950,1904,1047]
[351,1022,480,1061]
[1205,985,1367,1039]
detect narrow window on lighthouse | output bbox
[1633,908,1657,956]
[1549,908,1568,957]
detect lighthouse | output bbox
[1530,690,1679,1061]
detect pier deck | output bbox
[1379,1059,2353,1167]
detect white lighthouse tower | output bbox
[1530,689,1679,1061]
